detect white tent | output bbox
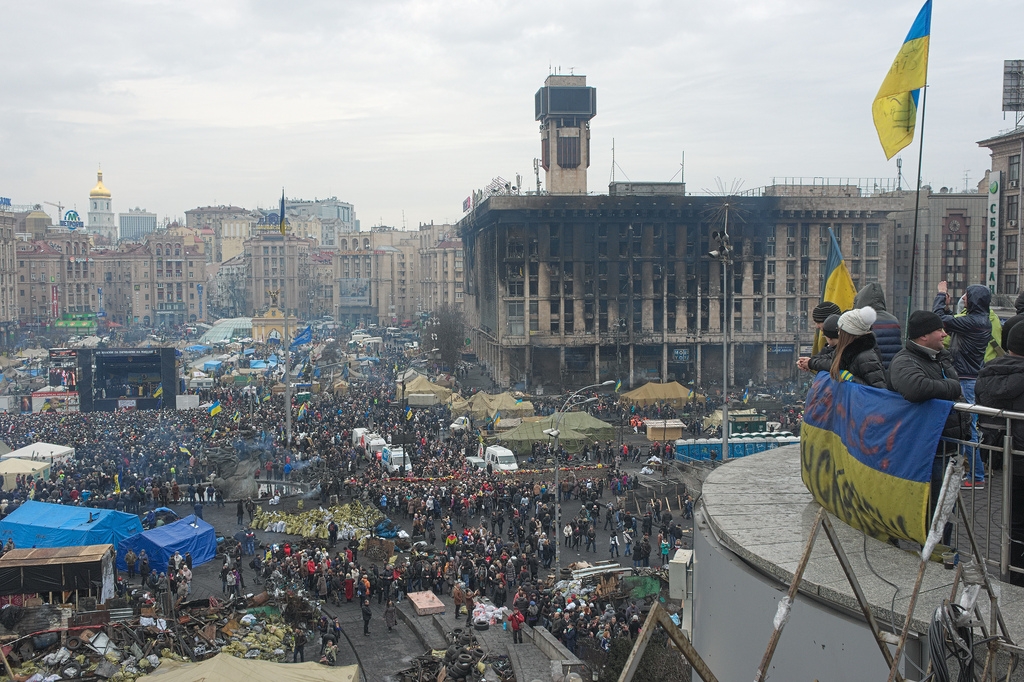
[1,442,75,465]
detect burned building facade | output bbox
[459,182,909,393]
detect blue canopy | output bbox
[186,345,210,353]
[0,501,143,549]
[243,348,255,356]
[116,515,217,571]
[249,360,267,369]
[203,360,222,371]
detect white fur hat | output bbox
[838,306,877,337]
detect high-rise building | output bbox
[87,169,117,243]
[536,74,596,195]
[285,197,358,249]
[119,208,158,242]
[977,127,1024,297]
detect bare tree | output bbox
[423,303,465,372]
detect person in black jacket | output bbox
[830,307,886,388]
[975,323,1024,585]
[888,310,966,544]
[999,289,1024,351]
[934,281,992,488]
[854,282,902,370]
[798,314,840,374]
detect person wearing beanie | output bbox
[812,301,841,327]
[934,281,992,487]
[888,310,966,542]
[798,314,841,374]
[975,322,1024,584]
[853,283,902,370]
[828,307,886,388]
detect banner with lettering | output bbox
[801,373,951,544]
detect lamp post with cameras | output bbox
[543,380,615,574]
[709,218,733,461]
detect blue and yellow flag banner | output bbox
[179,446,191,456]
[153,385,163,398]
[405,406,413,421]
[872,0,931,160]
[814,229,858,354]
[280,190,287,236]
[801,373,950,544]
[297,403,308,421]
[208,401,222,416]
[615,379,622,393]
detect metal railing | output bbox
[939,402,1024,584]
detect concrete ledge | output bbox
[523,625,585,680]
[395,600,448,650]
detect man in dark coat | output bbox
[854,282,902,369]
[975,323,1024,586]
[888,310,966,544]
[999,290,1024,351]
[934,282,993,488]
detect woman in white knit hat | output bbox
[829,307,887,388]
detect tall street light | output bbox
[543,380,615,575]
[709,214,733,461]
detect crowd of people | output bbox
[797,282,1024,581]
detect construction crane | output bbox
[43,201,64,220]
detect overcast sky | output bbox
[2,0,1021,231]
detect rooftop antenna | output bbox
[896,157,903,191]
[962,169,970,193]
[402,210,406,230]
[610,139,615,184]
[533,158,541,193]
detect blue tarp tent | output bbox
[250,360,267,369]
[116,515,217,571]
[0,501,143,549]
[203,360,222,372]
[186,345,210,353]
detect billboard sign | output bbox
[197,284,203,319]
[60,210,84,229]
[338,278,371,307]
[987,171,1001,294]
[51,285,59,318]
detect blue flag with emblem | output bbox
[801,373,951,544]
[290,326,312,348]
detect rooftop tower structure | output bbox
[535,74,596,195]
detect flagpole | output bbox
[904,86,928,336]
[281,189,292,451]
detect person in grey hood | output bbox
[934,281,993,488]
[854,282,902,369]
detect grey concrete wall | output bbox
[690,508,925,681]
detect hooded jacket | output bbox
[887,341,967,440]
[933,285,992,380]
[854,283,902,369]
[834,334,887,388]
[975,354,1024,450]
[999,290,1024,351]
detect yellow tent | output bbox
[396,375,452,402]
[619,381,693,408]
[467,392,534,420]
[0,459,50,491]
[448,393,471,415]
[147,652,358,682]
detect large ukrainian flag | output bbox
[872,0,932,160]
[801,373,950,544]
[813,229,857,353]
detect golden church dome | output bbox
[90,169,111,199]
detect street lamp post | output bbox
[709,213,733,461]
[544,380,615,576]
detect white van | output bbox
[382,445,411,475]
[367,436,388,460]
[466,456,486,471]
[352,427,369,447]
[484,445,519,472]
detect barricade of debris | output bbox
[394,627,496,682]
[0,588,327,682]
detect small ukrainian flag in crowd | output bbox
[615,379,622,393]
[153,385,163,398]
[232,410,241,422]
[179,445,192,456]
[297,403,309,421]
[208,401,222,416]
[405,406,413,421]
